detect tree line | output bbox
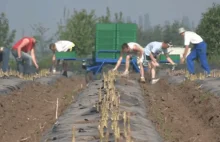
[0,3,220,61]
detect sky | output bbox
[0,0,219,43]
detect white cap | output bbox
[178,27,186,34]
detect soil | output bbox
[0,76,86,142]
[140,76,220,142]
[1,66,220,142]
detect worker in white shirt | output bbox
[178,27,210,76]
[49,40,76,77]
[144,40,176,84]
[112,42,145,82]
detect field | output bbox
[0,67,220,142]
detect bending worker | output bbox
[112,42,145,82]
[49,40,76,77]
[178,27,211,77]
[144,41,176,84]
[0,46,10,77]
[11,37,39,76]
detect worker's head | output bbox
[162,40,172,48]
[121,43,130,53]
[178,27,186,37]
[49,43,56,52]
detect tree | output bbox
[98,7,111,23]
[162,21,172,42]
[114,11,124,23]
[196,3,220,56]
[58,9,97,56]
[170,20,183,46]
[151,25,163,41]
[137,27,149,46]
[0,13,16,47]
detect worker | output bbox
[112,42,145,82]
[49,40,76,77]
[0,46,10,77]
[11,37,39,76]
[178,27,211,77]
[144,40,176,84]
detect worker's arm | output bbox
[182,45,189,59]
[30,48,39,69]
[181,34,190,63]
[113,51,123,71]
[165,53,175,65]
[149,52,157,62]
[17,38,29,58]
[52,50,56,66]
[149,52,159,67]
[180,45,189,63]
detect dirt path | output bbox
[41,76,162,142]
[141,78,220,142]
[0,76,86,142]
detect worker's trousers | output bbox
[11,49,33,74]
[186,41,210,74]
[0,47,10,72]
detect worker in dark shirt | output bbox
[0,46,10,77]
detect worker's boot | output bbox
[140,77,146,83]
[150,78,160,84]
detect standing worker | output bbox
[0,46,10,77]
[112,42,145,82]
[178,27,211,77]
[11,37,39,77]
[144,41,176,84]
[49,40,76,77]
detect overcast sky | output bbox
[0,0,219,42]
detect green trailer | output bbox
[159,54,180,63]
[95,23,137,59]
[55,23,141,75]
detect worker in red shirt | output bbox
[11,37,39,76]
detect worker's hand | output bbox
[35,64,39,70]
[16,57,22,62]
[52,67,56,73]
[180,57,185,64]
[112,68,117,71]
[52,58,56,63]
[155,62,160,67]
[152,58,157,63]
[171,63,177,71]
[153,61,160,67]
[0,47,4,52]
